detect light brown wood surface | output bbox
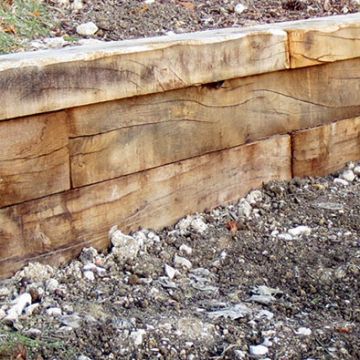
[69,58,360,187]
[292,117,360,177]
[0,28,288,121]
[0,135,291,278]
[284,13,360,68]
[0,112,70,207]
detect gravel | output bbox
[0,161,359,359]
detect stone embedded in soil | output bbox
[46,307,62,317]
[174,254,192,270]
[76,22,99,36]
[238,199,252,217]
[79,247,98,264]
[130,329,146,346]
[340,169,356,182]
[15,262,54,283]
[246,190,263,205]
[109,226,141,262]
[296,327,312,336]
[179,244,193,256]
[288,225,311,237]
[249,344,269,357]
[354,165,360,175]
[334,178,349,186]
[235,3,247,14]
[164,264,179,279]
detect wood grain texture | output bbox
[284,13,360,68]
[0,135,291,278]
[69,58,360,187]
[0,112,70,207]
[0,28,288,121]
[292,117,360,177]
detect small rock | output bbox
[130,329,146,346]
[246,190,263,205]
[177,216,192,234]
[0,308,6,320]
[296,327,312,336]
[25,303,40,316]
[77,356,92,360]
[249,345,268,357]
[46,278,59,292]
[60,314,82,328]
[235,3,247,14]
[0,287,10,298]
[83,270,95,281]
[334,178,349,186]
[174,255,192,270]
[340,170,355,182]
[234,350,246,359]
[288,225,311,237]
[179,244,192,256]
[208,303,251,320]
[24,328,42,339]
[43,37,67,48]
[144,0,155,3]
[278,233,293,241]
[79,247,98,264]
[5,293,32,322]
[164,264,179,280]
[238,199,252,218]
[72,0,83,10]
[46,307,62,317]
[76,22,99,36]
[353,165,360,175]
[15,262,54,283]
[109,226,141,262]
[190,217,208,234]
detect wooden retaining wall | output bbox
[1,14,360,278]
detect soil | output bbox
[51,0,360,41]
[0,162,359,359]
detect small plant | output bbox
[0,0,56,54]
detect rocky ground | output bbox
[0,162,359,359]
[4,0,359,52]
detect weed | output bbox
[0,0,56,54]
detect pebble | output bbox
[278,233,293,241]
[25,328,41,338]
[83,270,95,281]
[340,170,356,182]
[190,217,208,234]
[288,225,311,237]
[130,329,146,346]
[249,344,269,357]
[5,293,32,321]
[15,262,54,282]
[164,264,178,280]
[179,244,193,256]
[235,3,247,14]
[60,314,82,328]
[234,350,246,359]
[72,0,84,10]
[246,190,263,205]
[334,178,349,186]
[354,165,360,175]
[109,226,141,261]
[46,278,59,292]
[77,356,93,360]
[46,307,62,317]
[238,199,252,218]
[145,0,155,3]
[80,247,98,264]
[174,255,192,270]
[0,287,10,298]
[25,303,40,316]
[296,327,312,336]
[76,22,99,36]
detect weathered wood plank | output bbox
[0,135,291,278]
[284,13,360,68]
[69,58,360,187]
[0,113,70,207]
[0,28,288,121]
[292,117,360,177]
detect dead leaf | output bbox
[226,220,238,235]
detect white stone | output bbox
[46,278,59,292]
[25,328,42,338]
[278,233,293,241]
[130,329,146,346]
[77,356,92,360]
[249,345,269,357]
[83,270,95,281]
[145,0,155,3]
[235,3,247,14]
[25,303,40,316]
[246,190,263,205]
[83,263,97,272]
[334,178,349,186]
[96,266,107,277]
[46,307,62,317]
[190,217,208,234]
[164,264,179,280]
[353,165,360,175]
[72,0,84,10]
[179,244,193,256]
[234,350,246,359]
[177,216,192,234]
[79,247,98,264]
[174,255,192,270]
[340,170,356,182]
[288,226,311,237]
[0,308,6,320]
[5,293,32,321]
[15,262,54,282]
[109,226,141,261]
[43,37,67,48]
[296,327,312,336]
[76,22,99,36]
[238,199,252,218]
[0,287,10,298]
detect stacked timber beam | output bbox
[0,14,360,278]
